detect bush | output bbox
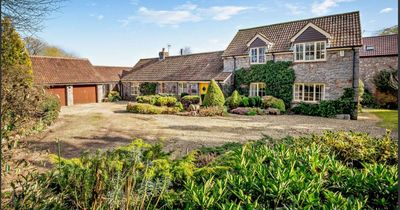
[249,96,262,107]
[139,82,157,95]
[227,90,241,109]
[180,92,189,98]
[234,61,295,108]
[181,95,201,109]
[175,102,184,111]
[262,96,286,113]
[198,106,225,117]
[39,94,61,125]
[155,96,177,107]
[12,132,397,209]
[240,97,249,107]
[136,95,159,105]
[127,103,163,114]
[203,80,225,107]
[107,91,121,102]
[361,89,377,108]
[230,107,249,115]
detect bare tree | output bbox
[2,0,66,33]
[24,37,47,55]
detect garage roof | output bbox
[31,56,105,85]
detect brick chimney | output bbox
[159,48,169,60]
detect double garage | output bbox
[46,85,99,106]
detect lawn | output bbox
[363,109,398,131]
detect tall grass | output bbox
[9,131,398,209]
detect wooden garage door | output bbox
[47,86,67,106]
[73,85,97,104]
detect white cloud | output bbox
[380,8,393,13]
[311,0,353,15]
[285,3,303,15]
[123,3,251,27]
[97,15,104,20]
[137,7,201,26]
[205,6,250,21]
[175,2,198,11]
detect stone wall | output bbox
[359,55,398,92]
[223,57,250,72]
[223,49,359,100]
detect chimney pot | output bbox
[159,48,169,60]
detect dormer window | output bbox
[247,33,273,65]
[294,41,326,62]
[250,47,266,64]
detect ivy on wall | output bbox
[139,82,157,95]
[234,61,295,107]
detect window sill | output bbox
[292,100,322,104]
[293,60,326,64]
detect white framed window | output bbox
[294,41,326,62]
[293,83,325,102]
[249,82,266,97]
[178,82,189,94]
[189,83,199,95]
[131,83,140,95]
[249,47,266,64]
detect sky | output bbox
[36,0,398,66]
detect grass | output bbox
[363,109,398,131]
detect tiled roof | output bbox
[121,51,230,82]
[360,34,398,57]
[94,66,132,82]
[31,56,105,85]
[223,11,362,57]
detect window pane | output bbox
[305,43,315,60]
[251,48,258,63]
[258,83,266,96]
[316,42,326,60]
[258,48,265,63]
[294,84,303,101]
[304,84,315,101]
[295,44,304,61]
[249,83,256,96]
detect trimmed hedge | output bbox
[126,103,180,114]
[107,91,121,102]
[181,95,201,109]
[198,106,225,117]
[203,79,225,107]
[155,96,177,107]
[262,96,286,113]
[234,61,295,108]
[292,88,357,118]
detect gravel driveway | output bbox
[26,101,394,159]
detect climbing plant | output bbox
[234,61,295,108]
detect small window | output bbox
[189,83,198,95]
[178,82,189,95]
[293,83,325,102]
[131,83,140,95]
[249,82,266,97]
[365,45,374,51]
[249,47,266,64]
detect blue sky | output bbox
[37,0,398,66]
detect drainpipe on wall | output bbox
[272,53,275,62]
[232,56,237,90]
[351,47,359,120]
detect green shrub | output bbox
[155,96,177,107]
[136,95,159,105]
[262,96,286,112]
[198,106,225,117]
[12,132,396,209]
[180,92,189,98]
[181,95,201,109]
[249,96,262,107]
[127,103,163,114]
[227,90,241,109]
[292,102,320,116]
[234,61,295,108]
[107,91,121,102]
[203,80,225,107]
[175,102,184,111]
[39,94,61,125]
[373,69,398,96]
[240,96,249,107]
[361,89,377,108]
[139,82,157,95]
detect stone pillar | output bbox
[67,85,74,106]
[97,84,103,103]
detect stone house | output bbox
[120,50,232,100]
[222,11,362,103]
[359,34,398,93]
